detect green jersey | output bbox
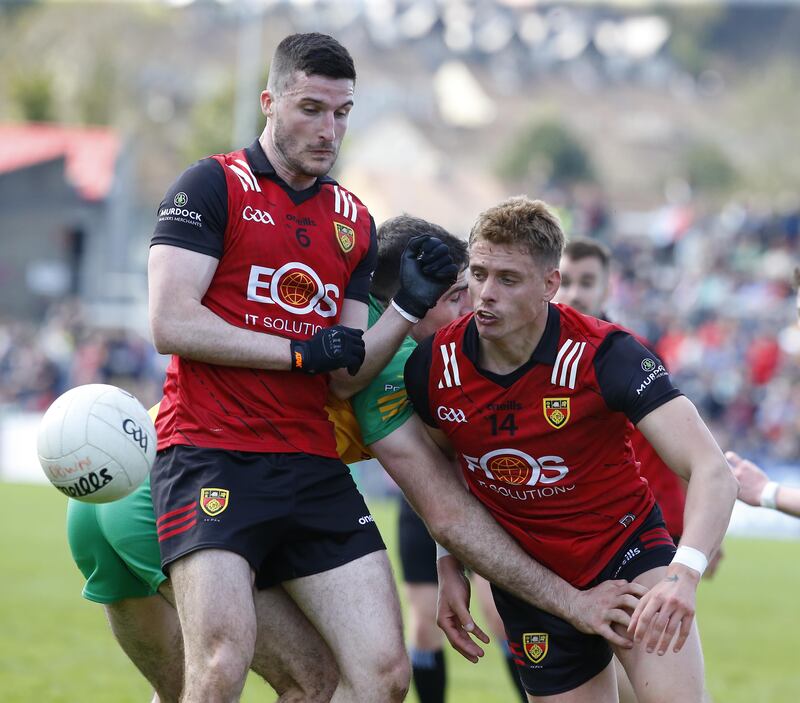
[351,296,417,446]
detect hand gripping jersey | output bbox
[151,141,376,455]
[405,303,682,587]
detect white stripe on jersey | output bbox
[228,163,258,193]
[551,339,574,386]
[234,159,261,192]
[333,185,358,224]
[437,342,461,389]
[551,339,586,390]
[567,342,586,389]
[346,191,357,224]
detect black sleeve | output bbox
[150,158,228,259]
[404,334,437,427]
[343,216,377,303]
[595,331,682,425]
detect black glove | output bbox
[290,325,365,376]
[393,235,459,321]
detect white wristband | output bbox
[760,481,780,510]
[671,546,708,576]
[435,542,451,560]
[391,299,420,324]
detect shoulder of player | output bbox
[555,303,630,346]
[319,180,373,220]
[167,156,226,190]
[432,312,473,346]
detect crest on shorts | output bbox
[200,488,229,516]
[334,222,355,253]
[543,398,570,429]
[523,633,549,664]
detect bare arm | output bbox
[148,244,292,368]
[328,299,413,398]
[631,395,738,652]
[371,414,644,648]
[727,450,800,518]
[637,395,737,563]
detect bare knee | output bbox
[268,650,339,703]
[338,646,410,702]
[371,648,411,702]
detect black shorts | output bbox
[496,505,676,697]
[151,446,385,588]
[398,496,437,584]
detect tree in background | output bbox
[684,140,737,195]
[496,119,595,190]
[11,68,54,122]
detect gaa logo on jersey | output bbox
[543,398,570,429]
[174,192,188,207]
[641,358,657,372]
[523,633,548,664]
[334,222,355,253]
[247,262,339,318]
[463,448,569,487]
[200,488,229,516]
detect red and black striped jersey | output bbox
[151,140,376,456]
[405,303,681,587]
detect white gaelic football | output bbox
[37,384,156,503]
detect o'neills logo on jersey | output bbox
[543,398,570,429]
[247,262,339,318]
[464,449,569,488]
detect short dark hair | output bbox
[563,237,610,271]
[370,215,468,303]
[469,196,564,269]
[267,33,356,95]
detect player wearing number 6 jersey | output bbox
[404,196,737,703]
[148,33,459,702]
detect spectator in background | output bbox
[725,266,800,520]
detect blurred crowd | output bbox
[598,202,800,467]
[0,299,165,414]
[1,202,798,467]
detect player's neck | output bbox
[259,133,317,191]
[477,320,544,375]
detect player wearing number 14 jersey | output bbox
[405,196,736,703]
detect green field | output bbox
[1,482,798,702]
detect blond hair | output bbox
[469,196,565,269]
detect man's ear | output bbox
[260,90,273,118]
[544,267,561,302]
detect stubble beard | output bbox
[274,116,338,180]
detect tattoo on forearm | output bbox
[665,575,678,583]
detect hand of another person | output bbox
[436,555,490,663]
[726,450,769,506]
[628,565,699,655]
[291,325,365,376]
[393,235,458,321]
[565,579,647,649]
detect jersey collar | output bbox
[244,139,337,184]
[243,140,337,205]
[534,303,561,364]
[463,304,561,387]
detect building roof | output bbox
[0,123,120,201]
